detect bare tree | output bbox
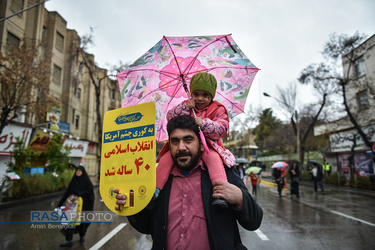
[230,105,260,131]
[0,41,59,135]
[299,32,372,184]
[77,29,128,172]
[267,81,331,166]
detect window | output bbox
[55,32,64,51]
[77,88,81,100]
[11,0,24,13]
[53,65,62,85]
[354,56,366,78]
[42,27,46,41]
[6,32,20,50]
[109,89,116,101]
[75,115,80,129]
[72,109,75,124]
[357,90,369,110]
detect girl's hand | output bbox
[195,117,203,127]
[186,99,195,109]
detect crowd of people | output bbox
[270,160,327,198]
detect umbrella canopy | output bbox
[117,34,259,142]
[249,160,262,167]
[6,172,20,180]
[271,161,289,169]
[245,166,262,175]
[307,160,323,169]
[235,157,251,164]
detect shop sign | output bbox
[0,124,32,154]
[63,139,88,157]
[330,124,375,152]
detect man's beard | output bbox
[171,149,202,171]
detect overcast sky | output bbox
[45,0,375,120]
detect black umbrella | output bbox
[307,160,323,169]
[235,157,251,164]
[249,160,266,170]
[249,160,262,166]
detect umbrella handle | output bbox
[199,131,210,154]
[190,104,209,154]
[183,84,209,154]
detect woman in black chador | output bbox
[289,162,300,198]
[58,165,94,248]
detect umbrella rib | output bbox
[182,34,234,76]
[163,36,184,79]
[215,92,245,114]
[122,68,186,92]
[163,34,236,89]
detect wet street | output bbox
[1,179,375,250]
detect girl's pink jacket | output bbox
[157,100,235,167]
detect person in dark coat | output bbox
[58,165,94,247]
[289,162,300,198]
[311,162,325,195]
[273,167,285,198]
[114,115,263,249]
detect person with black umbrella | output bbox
[311,162,325,195]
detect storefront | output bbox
[0,122,33,180]
[63,138,89,167]
[28,128,89,168]
[329,124,375,177]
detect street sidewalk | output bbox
[260,172,375,198]
[0,175,100,210]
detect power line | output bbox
[0,0,50,23]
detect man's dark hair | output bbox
[167,115,201,142]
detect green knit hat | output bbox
[189,72,217,98]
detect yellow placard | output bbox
[100,102,156,216]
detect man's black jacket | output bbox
[128,164,263,250]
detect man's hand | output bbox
[113,188,127,211]
[212,181,244,206]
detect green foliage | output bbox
[2,170,74,201]
[352,176,372,189]
[259,151,276,157]
[44,133,71,172]
[6,138,41,175]
[6,134,71,174]
[252,108,282,151]
[303,170,312,181]
[323,172,347,186]
[311,172,371,190]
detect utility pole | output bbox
[295,110,301,163]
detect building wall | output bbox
[0,1,121,177]
[342,34,375,126]
[315,34,375,177]
[0,0,27,48]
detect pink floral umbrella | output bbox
[117,34,259,142]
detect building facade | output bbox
[314,34,375,177]
[0,0,121,177]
